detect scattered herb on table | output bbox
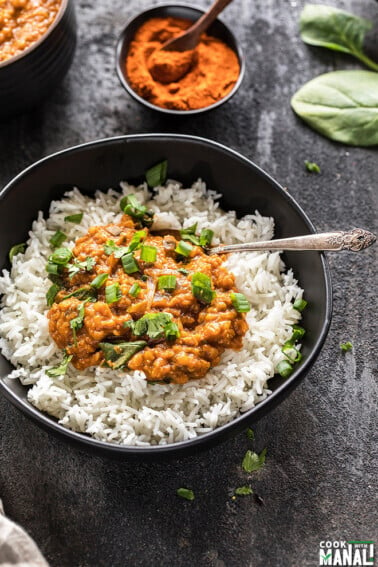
[234,486,253,496]
[246,427,255,441]
[9,243,26,262]
[145,160,168,188]
[340,341,353,352]
[64,213,83,224]
[176,488,195,501]
[242,448,267,473]
[300,4,378,72]
[304,160,320,173]
[46,352,73,378]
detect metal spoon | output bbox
[207,228,376,255]
[161,0,234,52]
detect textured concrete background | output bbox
[0,1,377,566]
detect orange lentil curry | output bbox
[47,194,249,384]
[0,0,61,63]
[126,17,240,111]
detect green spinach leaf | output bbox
[300,4,378,72]
[291,71,378,146]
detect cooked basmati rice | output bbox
[0,180,303,445]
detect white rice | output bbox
[0,179,304,446]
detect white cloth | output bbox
[0,501,48,567]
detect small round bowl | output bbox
[116,4,245,115]
[0,0,77,121]
[0,134,332,458]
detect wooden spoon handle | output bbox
[190,0,235,40]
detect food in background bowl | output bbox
[116,6,245,115]
[0,0,76,120]
[0,175,305,446]
[0,0,62,63]
[126,17,240,110]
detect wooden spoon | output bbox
[161,0,235,52]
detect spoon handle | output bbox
[208,228,376,254]
[189,0,235,40]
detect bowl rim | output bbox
[0,0,70,69]
[0,133,333,455]
[115,3,246,115]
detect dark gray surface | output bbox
[0,1,377,566]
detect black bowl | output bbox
[0,0,77,121]
[0,135,332,457]
[116,4,245,115]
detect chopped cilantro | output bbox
[46,352,72,378]
[68,257,95,279]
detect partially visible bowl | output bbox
[0,0,77,121]
[116,4,245,115]
[0,134,332,457]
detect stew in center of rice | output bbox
[47,194,249,384]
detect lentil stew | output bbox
[0,0,62,63]
[47,199,249,384]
